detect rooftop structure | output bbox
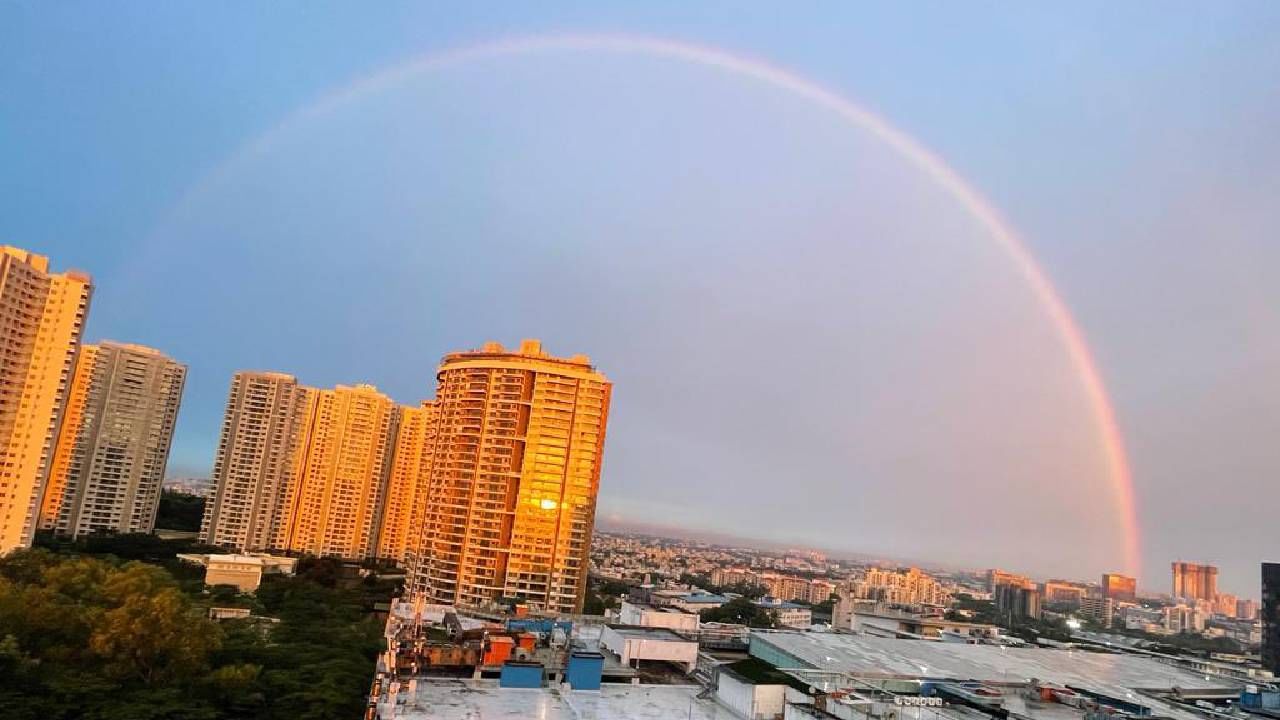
[374,678,723,720]
[748,630,1235,694]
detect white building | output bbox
[755,597,813,628]
[618,600,700,632]
[179,552,297,592]
[599,625,698,672]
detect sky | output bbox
[3,2,1279,596]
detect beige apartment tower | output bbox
[284,384,398,559]
[377,401,437,564]
[412,340,611,614]
[200,372,313,551]
[0,247,92,554]
[39,342,185,536]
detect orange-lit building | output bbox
[39,342,186,537]
[1101,572,1137,602]
[377,401,437,563]
[411,340,611,614]
[1171,561,1217,602]
[200,372,314,552]
[0,247,92,554]
[40,344,98,532]
[284,384,398,559]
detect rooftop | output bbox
[377,678,728,719]
[751,630,1237,694]
[608,625,693,642]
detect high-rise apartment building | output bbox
[40,344,99,531]
[1101,572,1137,602]
[38,342,185,536]
[377,401,436,563]
[200,372,313,551]
[1262,563,1280,674]
[284,384,397,559]
[0,247,92,554]
[1172,561,1218,602]
[412,340,611,614]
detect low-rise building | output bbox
[1079,596,1114,628]
[755,597,812,628]
[617,600,700,632]
[599,625,698,673]
[178,552,297,592]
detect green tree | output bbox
[701,597,778,628]
[155,489,206,532]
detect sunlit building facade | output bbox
[0,247,92,554]
[1171,561,1218,602]
[200,372,314,551]
[284,384,398,560]
[376,401,437,563]
[412,340,611,614]
[39,342,185,536]
[1101,572,1137,602]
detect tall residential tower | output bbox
[412,340,611,614]
[377,401,436,563]
[200,372,313,551]
[39,342,185,536]
[0,247,92,554]
[283,384,398,559]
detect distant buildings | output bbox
[1163,604,1206,634]
[39,342,186,537]
[987,568,1031,592]
[1172,562,1218,602]
[754,597,812,628]
[1079,596,1114,628]
[411,340,611,614]
[847,567,952,607]
[1101,572,1137,602]
[1042,580,1088,606]
[709,567,836,604]
[994,581,1042,621]
[0,247,92,554]
[1262,563,1280,674]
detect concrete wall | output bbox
[717,671,786,719]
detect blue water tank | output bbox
[566,652,605,691]
[500,662,544,689]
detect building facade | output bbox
[200,372,314,551]
[849,567,952,607]
[1172,562,1218,602]
[412,340,611,614]
[284,384,398,559]
[1101,573,1137,602]
[39,342,185,536]
[1262,563,1280,674]
[0,247,92,554]
[376,401,437,563]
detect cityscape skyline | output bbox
[6,4,1280,593]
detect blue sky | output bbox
[4,2,1279,593]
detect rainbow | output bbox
[170,33,1142,577]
